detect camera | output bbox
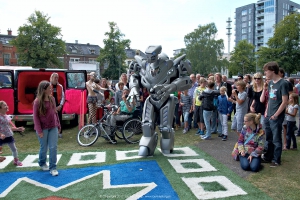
[125,94,128,98]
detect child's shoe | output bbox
[183,128,187,134]
[13,158,23,166]
[195,129,201,135]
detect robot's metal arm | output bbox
[173,54,192,77]
[128,73,141,102]
[170,76,192,92]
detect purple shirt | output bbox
[33,97,61,133]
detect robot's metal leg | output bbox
[138,97,158,157]
[159,95,177,154]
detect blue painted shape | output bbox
[0,160,179,199]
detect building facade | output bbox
[235,0,300,51]
[0,29,18,66]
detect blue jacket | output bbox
[217,95,233,115]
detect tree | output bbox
[229,40,255,75]
[184,23,224,76]
[10,10,65,68]
[257,13,300,74]
[98,22,131,80]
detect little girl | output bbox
[0,101,24,166]
[285,93,298,150]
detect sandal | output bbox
[0,156,6,162]
[13,160,23,166]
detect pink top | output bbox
[33,97,61,133]
[0,114,13,137]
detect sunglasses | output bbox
[254,78,261,80]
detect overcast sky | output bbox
[1,0,255,56]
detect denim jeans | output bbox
[37,127,58,170]
[239,154,261,172]
[264,114,285,164]
[286,121,297,149]
[211,110,221,133]
[203,110,213,137]
[218,112,228,136]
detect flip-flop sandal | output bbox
[0,156,6,162]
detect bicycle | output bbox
[77,105,142,146]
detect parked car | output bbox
[0,67,88,126]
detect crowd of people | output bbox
[0,61,299,175]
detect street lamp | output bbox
[255,55,258,73]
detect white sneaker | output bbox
[50,169,59,176]
[41,164,49,171]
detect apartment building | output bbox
[235,0,300,51]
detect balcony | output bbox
[256,19,264,25]
[257,26,264,31]
[257,6,264,11]
[257,39,264,44]
[256,32,264,38]
[256,12,264,18]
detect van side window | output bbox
[66,72,85,89]
[0,72,12,88]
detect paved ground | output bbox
[194,116,300,179]
[195,132,252,178]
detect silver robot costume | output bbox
[128,45,192,156]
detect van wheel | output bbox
[15,121,27,127]
[70,114,79,126]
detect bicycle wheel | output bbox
[115,126,124,139]
[122,118,143,144]
[77,124,99,146]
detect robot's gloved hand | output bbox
[127,88,140,102]
[150,84,175,100]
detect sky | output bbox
[1,0,256,57]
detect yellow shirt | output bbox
[193,86,205,106]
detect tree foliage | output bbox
[10,10,65,68]
[257,13,300,74]
[98,22,131,80]
[229,40,255,75]
[184,23,224,76]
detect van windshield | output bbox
[66,72,85,89]
[0,72,12,88]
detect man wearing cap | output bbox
[86,72,104,124]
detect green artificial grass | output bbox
[0,121,299,199]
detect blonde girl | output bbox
[0,101,24,166]
[285,93,298,150]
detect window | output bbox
[248,21,251,26]
[242,28,247,34]
[249,8,252,14]
[0,72,12,88]
[249,27,251,32]
[266,28,272,34]
[242,16,247,21]
[70,58,80,62]
[66,72,85,89]
[242,35,247,40]
[242,22,247,28]
[3,54,10,66]
[89,58,96,63]
[242,10,247,16]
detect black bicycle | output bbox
[77,105,142,146]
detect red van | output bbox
[0,67,87,126]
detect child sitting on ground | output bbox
[0,101,25,166]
